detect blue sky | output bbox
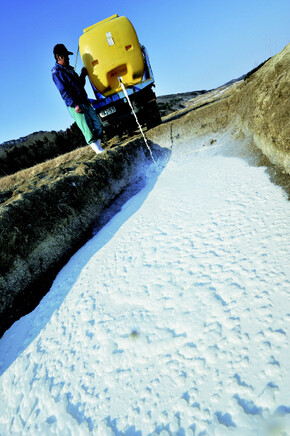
[0,0,289,144]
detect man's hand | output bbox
[75,105,82,113]
[81,67,88,77]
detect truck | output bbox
[79,14,161,138]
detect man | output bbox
[52,44,104,154]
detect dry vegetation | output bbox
[0,138,167,336]
[152,43,290,174]
[0,43,289,337]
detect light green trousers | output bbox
[68,104,103,144]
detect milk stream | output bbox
[118,77,156,164]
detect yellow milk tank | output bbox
[79,14,145,96]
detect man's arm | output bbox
[73,68,88,112]
[52,70,76,108]
[79,67,88,88]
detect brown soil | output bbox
[0,44,289,337]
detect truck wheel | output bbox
[146,100,162,130]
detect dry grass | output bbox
[1,146,91,196]
[0,137,160,336]
[0,43,289,337]
[151,43,290,174]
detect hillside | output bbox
[0,43,289,337]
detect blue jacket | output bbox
[51,62,89,108]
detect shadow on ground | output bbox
[0,145,171,375]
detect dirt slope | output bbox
[0,44,289,337]
[233,43,289,172]
[150,43,289,174]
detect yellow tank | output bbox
[79,14,144,97]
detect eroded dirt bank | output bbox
[0,141,169,336]
[0,44,289,336]
[150,43,289,174]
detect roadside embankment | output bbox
[149,44,290,175]
[233,43,290,173]
[0,141,168,336]
[0,43,289,337]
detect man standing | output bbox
[52,44,104,154]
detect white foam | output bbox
[1,134,289,434]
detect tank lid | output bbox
[83,14,119,33]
